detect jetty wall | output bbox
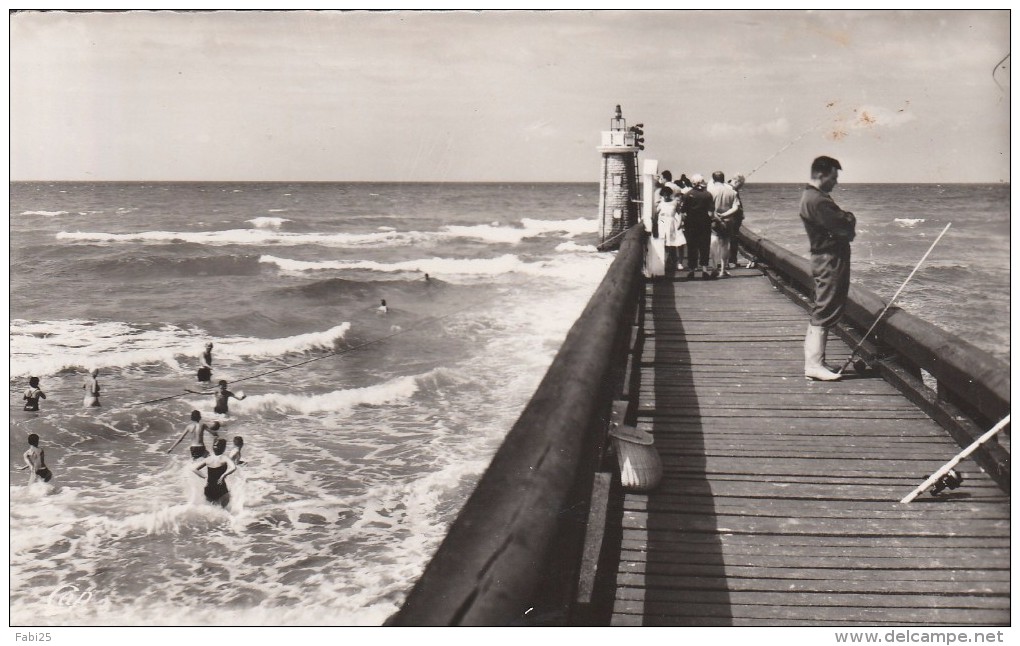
[389,225,645,625]
[391,223,1010,625]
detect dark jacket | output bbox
[799,185,855,254]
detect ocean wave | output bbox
[555,241,598,253]
[259,253,533,277]
[440,224,534,244]
[92,253,263,278]
[227,372,422,416]
[55,218,599,250]
[9,320,351,378]
[22,210,69,216]
[246,217,291,228]
[520,217,599,237]
[55,229,430,248]
[894,218,926,227]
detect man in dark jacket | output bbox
[681,173,716,279]
[800,155,856,381]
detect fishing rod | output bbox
[744,114,832,181]
[837,222,952,375]
[900,414,1010,503]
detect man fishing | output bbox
[800,155,855,381]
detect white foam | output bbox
[520,217,599,237]
[440,224,533,244]
[894,218,925,227]
[246,216,291,228]
[22,210,69,216]
[9,320,351,377]
[260,253,530,276]
[228,372,420,416]
[56,229,428,248]
[259,252,612,284]
[555,241,598,253]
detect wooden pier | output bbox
[609,268,1010,626]
[390,225,1010,627]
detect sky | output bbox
[8,9,1012,183]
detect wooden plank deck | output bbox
[609,267,1011,626]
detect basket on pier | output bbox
[609,422,662,492]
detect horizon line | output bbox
[9,179,1011,185]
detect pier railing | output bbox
[739,226,1010,488]
[391,224,1009,625]
[389,225,646,626]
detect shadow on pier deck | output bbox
[610,268,1010,626]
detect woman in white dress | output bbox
[643,187,672,278]
[660,189,685,274]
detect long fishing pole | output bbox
[744,114,832,181]
[837,222,952,374]
[900,414,1010,503]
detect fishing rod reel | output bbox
[928,469,964,497]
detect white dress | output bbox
[643,203,669,278]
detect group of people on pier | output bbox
[642,156,857,383]
[643,169,745,279]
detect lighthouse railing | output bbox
[388,225,646,625]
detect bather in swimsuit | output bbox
[204,463,230,506]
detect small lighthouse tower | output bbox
[597,105,643,249]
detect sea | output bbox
[8,181,1010,626]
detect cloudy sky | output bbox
[9,9,1011,183]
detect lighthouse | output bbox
[597,105,643,249]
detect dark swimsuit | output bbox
[214,393,229,415]
[24,389,40,411]
[190,445,209,460]
[204,463,230,506]
[35,467,52,482]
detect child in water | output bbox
[213,380,246,415]
[83,368,101,407]
[23,434,52,483]
[23,377,46,412]
[228,436,246,465]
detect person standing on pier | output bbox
[727,174,746,268]
[708,171,741,277]
[681,174,716,279]
[800,156,856,381]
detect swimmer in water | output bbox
[167,410,221,459]
[212,380,245,415]
[193,438,236,508]
[23,434,52,484]
[228,436,245,465]
[377,299,388,315]
[83,368,101,407]
[23,377,46,412]
[197,342,213,383]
